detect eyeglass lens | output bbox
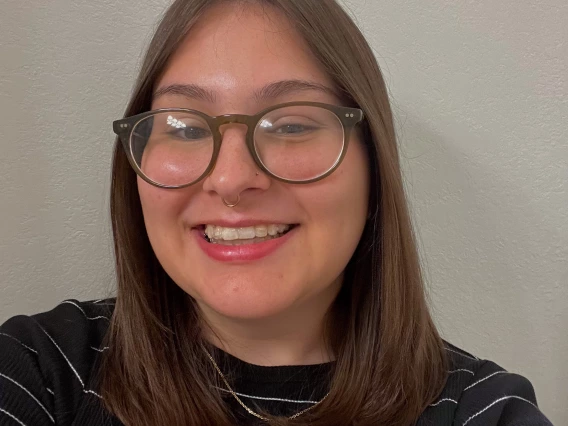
[130,106,345,186]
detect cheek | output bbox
[299,139,370,261]
[316,139,369,219]
[138,180,167,222]
[137,178,190,250]
[140,139,214,187]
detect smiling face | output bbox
[138,3,370,324]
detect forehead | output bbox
[155,3,338,109]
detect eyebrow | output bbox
[252,79,339,102]
[152,79,339,104]
[153,83,217,103]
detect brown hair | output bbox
[100,0,449,425]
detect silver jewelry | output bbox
[203,349,330,421]
[222,195,240,208]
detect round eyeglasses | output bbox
[113,101,364,188]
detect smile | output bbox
[193,224,298,262]
[203,224,294,245]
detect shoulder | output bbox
[418,341,553,426]
[0,299,116,426]
[1,298,115,360]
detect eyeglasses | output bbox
[113,101,364,188]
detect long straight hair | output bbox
[100,1,449,425]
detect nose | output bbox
[201,124,270,203]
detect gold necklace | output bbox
[203,349,330,422]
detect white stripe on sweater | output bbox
[33,321,102,399]
[445,347,479,360]
[462,395,539,425]
[449,368,475,375]
[0,333,38,355]
[60,301,109,321]
[0,373,54,423]
[429,398,458,407]
[463,371,508,391]
[0,407,28,426]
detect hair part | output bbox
[100,1,449,425]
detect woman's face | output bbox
[139,3,370,321]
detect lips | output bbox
[192,224,298,262]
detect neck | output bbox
[199,280,340,366]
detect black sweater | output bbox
[0,299,553,425]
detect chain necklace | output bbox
[203,349,330,422]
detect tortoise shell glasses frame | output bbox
[113,101,364,188]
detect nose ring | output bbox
[221,172,259,207]
[222,195,240,208]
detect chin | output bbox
[218,304,283,320]
[177,267,300,318]
[194,280,300,321]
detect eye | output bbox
[263,116,321,136]
[163,114,212,141]
[171,126,212,140]
[272,124,316,135]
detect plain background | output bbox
[0,0,566,423]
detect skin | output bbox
[138,3,370,366]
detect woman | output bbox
[0,1,553,425]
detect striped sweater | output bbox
[0,299,554,425]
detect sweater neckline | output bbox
[211,346,335,385]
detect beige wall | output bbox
[1,0,566,423]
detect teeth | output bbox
[267,224,278,236]
[204,224,291,241]
[255,225,268,237]
[221,228,239,241]
[237,227,256,239]
[214,226,223,239]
